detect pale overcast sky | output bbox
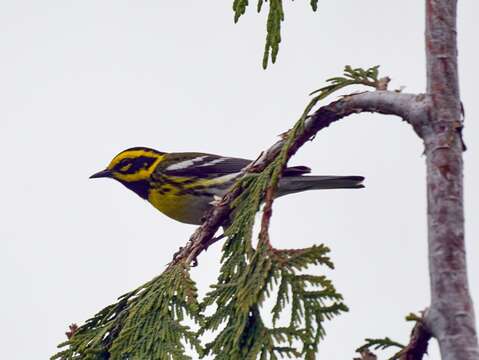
[1,1,478,359]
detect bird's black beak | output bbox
[89,169,112,179]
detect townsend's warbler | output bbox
[90,147,364,225]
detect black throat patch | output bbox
[120,180,150,200]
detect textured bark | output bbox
[423,1,479,359]
[399,319,432,360]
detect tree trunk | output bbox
[424,1,479,359]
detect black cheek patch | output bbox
[139,156,157,169]
[116,156,157,174]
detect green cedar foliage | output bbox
[199,165,348,359]
[52,264,203,359]
[233,0,319,69]
[356,337,405,360]
[310,65,381,98]
[53,66,380,360]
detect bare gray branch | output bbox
[424,0,479,358]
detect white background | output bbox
[1,1,478,359]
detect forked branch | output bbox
[355,313,431,360]
[398,319,431,360]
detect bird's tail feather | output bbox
[277,175,364,196]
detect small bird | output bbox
[90,147,364,225]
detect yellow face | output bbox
[90,147,164,183]
[105,148,164,182]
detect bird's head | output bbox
[90,147,165,198]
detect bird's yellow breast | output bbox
[145,174,239,224]
[147,186,210,225]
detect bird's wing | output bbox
[157,152,311,178]
[158,153,251,178]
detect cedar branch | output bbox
[169,91,429,268]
